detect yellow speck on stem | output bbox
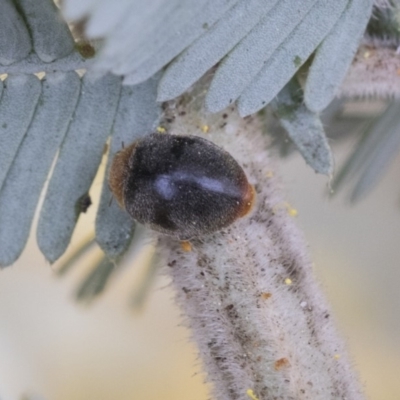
[285,202,298,217]
[266,170,274,178]
[201,125,209,133]
[156,126,166,133]
[180,241,192,252]
[284,278,292,285]
[246,389,260,400]
[261,292,272,300]
[274,357,290,370]
[272,202,298,216]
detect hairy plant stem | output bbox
[340,45,400,99]
[157,92,365,400]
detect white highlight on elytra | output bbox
[154,171,240,200]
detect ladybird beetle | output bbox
[109,133,254,239]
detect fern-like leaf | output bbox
[332,101,400,202]
[0,0,394,268]
[0,0,31,65]
[0,75,41,189]
[61,0,376,176]
[37,73,121,263]
[271,80,333,175]
[204,0,318,113]
[237,0,348,116]
[305,0,374,112]
[157,0,279,102]
[75,255,116,301]
[115,0,238,83]
[65,0,371,118]
[15,0,75,62]
[0,72,80,267]
[96,73,161,259]
[0,0,165,266]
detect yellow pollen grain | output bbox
[334,354,341,360]
[246,389,260,400]
[363,51,370,58]
[201,125,209,133]
[285,202,298,217]
[266,170,274,178]
[284,278,292,285]
[156,126,166,133]
[180,241,192,252]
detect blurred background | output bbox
[0,103,399,400]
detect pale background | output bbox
[0,131,399,400]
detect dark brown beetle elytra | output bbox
[109,133,254,239]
